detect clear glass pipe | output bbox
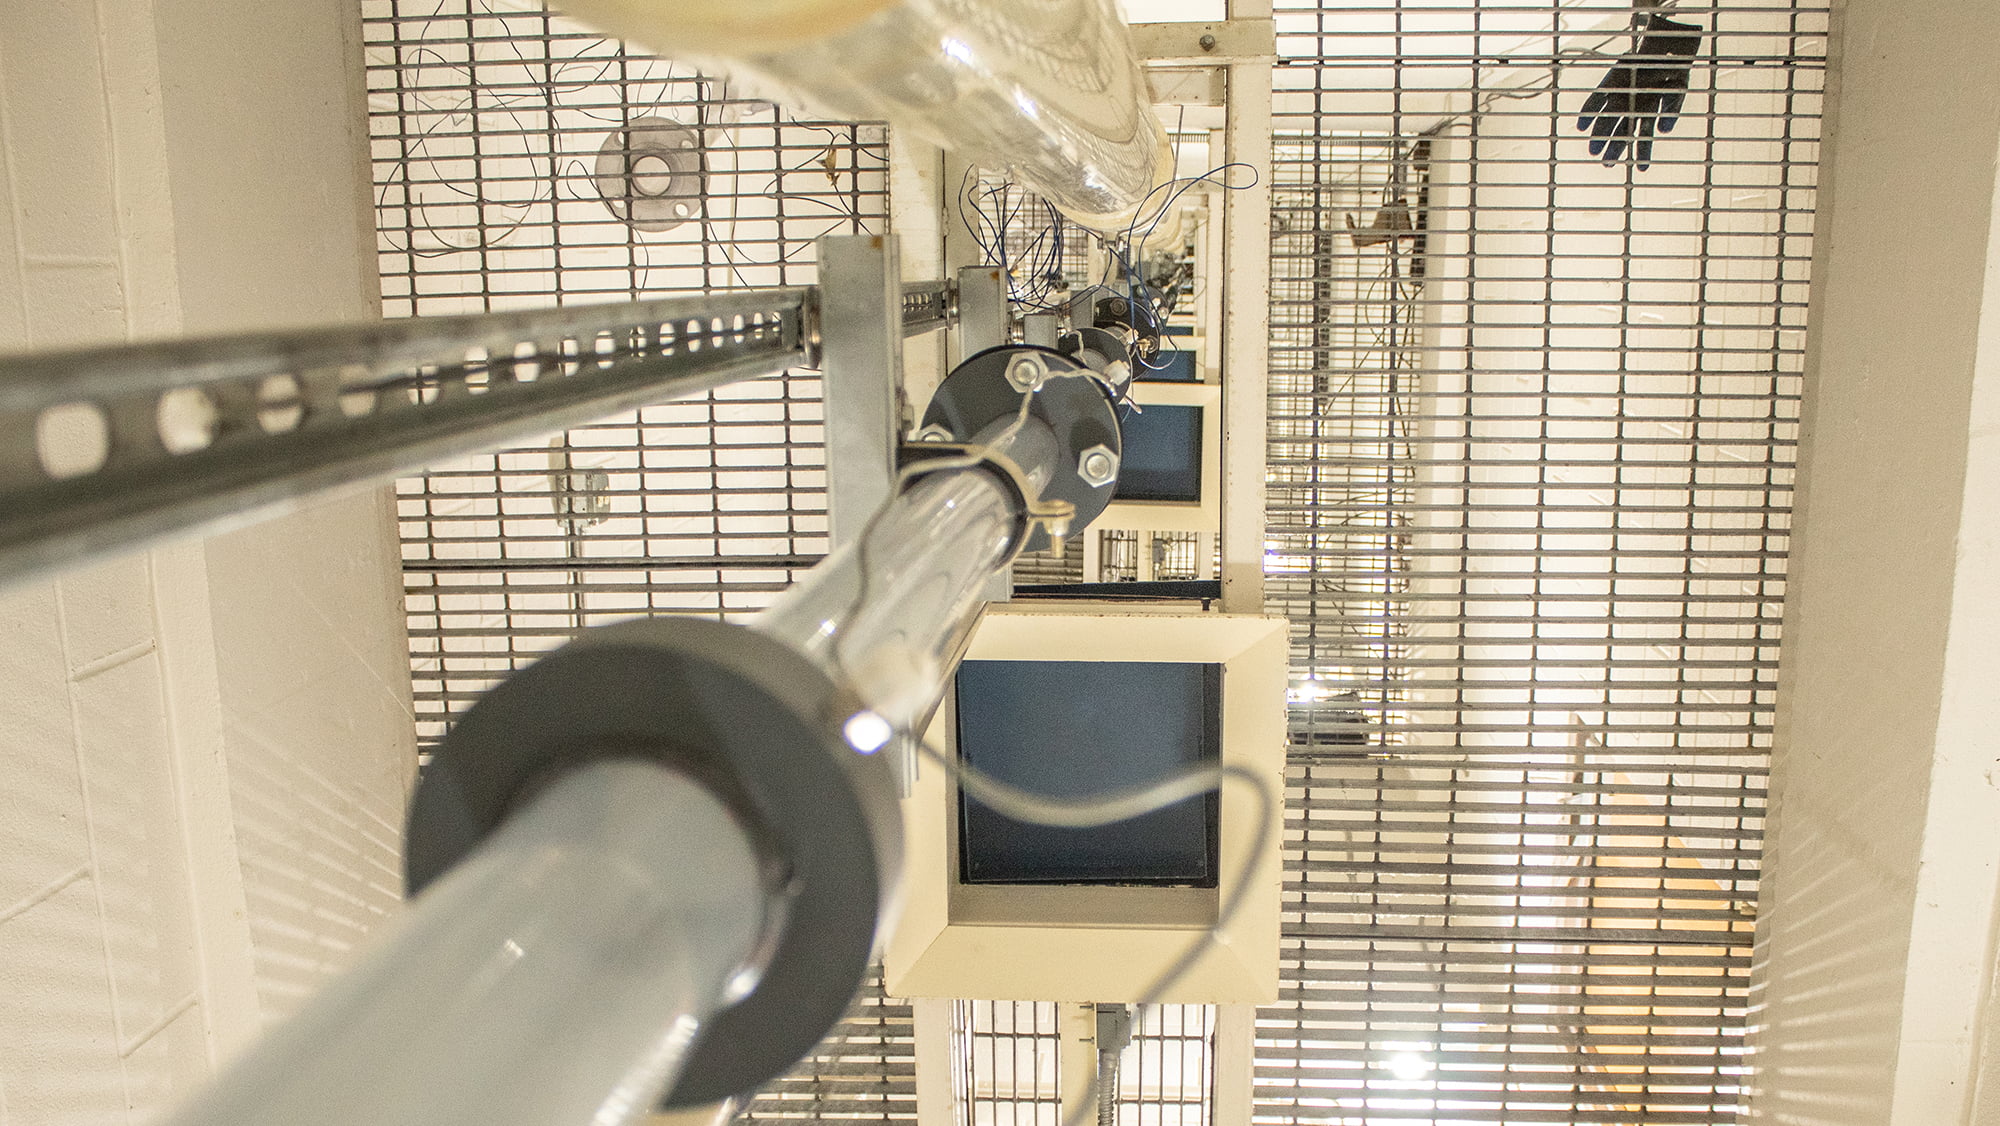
[550,0,1172,229]
[158,760,768,1126]
[756,458,1022,735]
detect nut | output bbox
[1005,352,1048,392]
[913,423,954,443]
[1077,443,1118,488]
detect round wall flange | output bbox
[594,116,705,232]
[919,345,1121,554]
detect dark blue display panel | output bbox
[1138,349,1200,383]
[955,660,1221,886]
[1114,403,1204,504]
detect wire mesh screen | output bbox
[363,4,908,1122]
[363,0,887,749]
[1118,1005,1218,1126]
[958,1001,1064,1126]
[1258,0,1823,1121]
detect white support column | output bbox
[1217,0,1273,615]
[0,3,414,1119]
[1210,1004,1257,1126]
[1748,0,2000,1121]
[1058,1002,1100,1126]
[912,998,958,1126]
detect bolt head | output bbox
[1076,443,1119,488]
[1005,352,1048,392]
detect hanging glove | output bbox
[1576,11,1704,170]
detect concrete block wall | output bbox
[0,2,415,1122]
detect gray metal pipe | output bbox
[159,760,769,1126]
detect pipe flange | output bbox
[593,117,705,232]
[405,617,901,1111]
[1058,325,1137,402]
[918,345,1121,554]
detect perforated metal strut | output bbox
[0,282,952,591]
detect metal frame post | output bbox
[957,265,1010,356]
[819,235,906,546]
[1218,1,1275,616]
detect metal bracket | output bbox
[1131,19,1278,64]
[818,235,905,548]
[0,271,960,592]
[955,265,1010,356]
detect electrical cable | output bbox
[911,739,1276,1126]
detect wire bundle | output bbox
[956,169,1076,311]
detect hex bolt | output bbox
[1199,33,1218,51]
[1005,352,1048,392]
[914,423,954,443]
[1077,444,1118,488]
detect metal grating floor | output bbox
[362,4,909,1123]
[1257,0,1823,1121]
[362,0,1831,1121]
[362,0,885,750]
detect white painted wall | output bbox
[0,2,415,1123]
[1747,0,2000,1122]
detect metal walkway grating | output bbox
[1256,0,1824,1121]
[363,5,910,1123]
[362,0,885,750]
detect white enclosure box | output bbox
[887,604,1287,1003]
[1095,380,1225,535]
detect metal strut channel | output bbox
[898,279,956,338]
[0,282,957,591]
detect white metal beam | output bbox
[1217,3,1273,616]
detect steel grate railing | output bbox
[363,0,887,751]
[1117,1005,1217,1126]
[1257,0,1823,1122]
[958,1001,1064,1126]
[363,4,910,1122]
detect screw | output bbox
[1199,33,1218,51]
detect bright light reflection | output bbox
[843,710,894,755]
[1386,1052,1433,1082]
[940,36,974,65]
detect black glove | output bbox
[1576,12,1704,170]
